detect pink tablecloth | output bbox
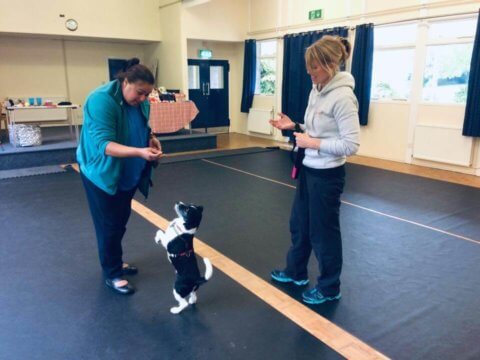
[149,101,199,134]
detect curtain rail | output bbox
[252,10,478,41]
[249,1,479,40]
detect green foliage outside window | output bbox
[259,58,275,95]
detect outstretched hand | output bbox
[269,112,295,130]
[138,147,163,162]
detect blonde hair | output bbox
[305,35,351,78]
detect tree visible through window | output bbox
[255,40,277,95]
[371,49,415,100]
[371,24,417,101]
[422,18,476,104]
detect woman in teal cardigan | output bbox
[77,58,162,295]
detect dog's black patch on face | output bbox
[176,202,203,230]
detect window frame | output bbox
[419,16,476,105]
[254,39,277,96]
[370,22,419,103]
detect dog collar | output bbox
[172,219,197,236]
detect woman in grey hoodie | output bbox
[270,36,360,304]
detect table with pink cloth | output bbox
[149,101,199,134]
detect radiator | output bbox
[247,108,272,135]
[413,124,473,166]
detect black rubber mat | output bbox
[0,170,341,360]
[0,165,66,180]
[204,149,480,241]
[160,146,274,164]
[142,149,480,360]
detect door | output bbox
[188,59,229,130]
[108,58,127,81]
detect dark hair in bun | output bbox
[116,57,154,85]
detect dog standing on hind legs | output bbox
[155,202,213,314]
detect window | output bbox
[428,18,477,40]
[255,40,277,95]
[188,65,200,89]
[422,18,476,104]
[375,23,417,46]
[371,49,415,100]
[371,24,417,101]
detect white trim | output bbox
[374,44,417,50]
[418,102,467,107]
[415,123,462,130]
[370,100,411,104]
[405,20,428,163]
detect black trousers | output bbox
[81,173,137,279]
[285,165,345,296]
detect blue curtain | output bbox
[463,11,480,137]
[241,39,257,113]
[351,23,374,126]
[281,27,349,137]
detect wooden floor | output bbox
[167,132,480,189]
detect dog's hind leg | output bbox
[170,289,189,314]
[188,291,197,305]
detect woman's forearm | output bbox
[105,142,142,158]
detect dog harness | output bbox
[169,247,193,258]
[163,218,196,242]
[165,218,196,258]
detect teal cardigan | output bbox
[76,80,153,198]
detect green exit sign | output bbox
[198,48,212,59]
[308,9,323,20]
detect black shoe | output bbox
[105,278,135,295]
[122,264,138,275]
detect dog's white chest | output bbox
[164,218,185,242]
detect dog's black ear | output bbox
[197,206,204,213]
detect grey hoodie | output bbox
[301,71,360,169]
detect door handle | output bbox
[206,82,210,96]
[202,83,206,95]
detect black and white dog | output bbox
[155,202,212,314]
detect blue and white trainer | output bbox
[270,270,309,286]
[302,288,341,304]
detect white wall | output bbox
[183,0,248,42]
[155,2,187,93]
[358,103,410,162]
[0,0,161,42]
[0,35,146,123]
[0,37,68,99]
[64,40,146,107]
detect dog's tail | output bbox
[203,258,213,281]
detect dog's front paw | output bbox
[155,229,164,244]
